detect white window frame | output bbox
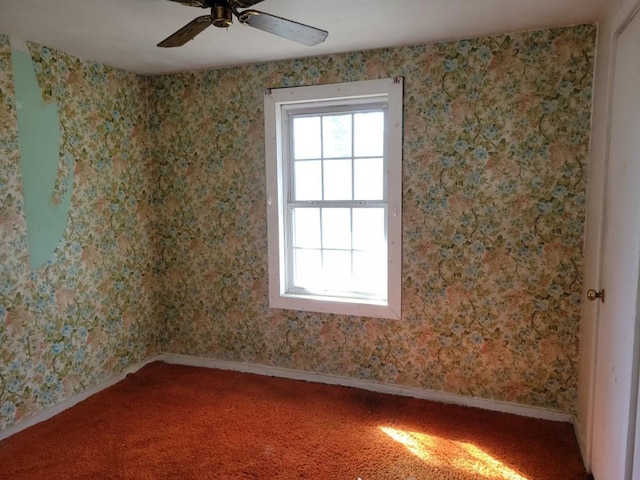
[264,78,403,320]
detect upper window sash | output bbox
[283,104,388,205]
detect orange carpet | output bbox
[0,362,589,479]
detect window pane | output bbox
[322,208,351,249]
[323,114,352,158]
[293,249,322,289]
[292,208,321,248]
[294,160,322,201]
[353,251,387,297]
[323,159,352,201]
[293,116,321,160]
[354,158,384,200]
[323,250,352,291]
[353,208,385,251]
[354,111,384,157]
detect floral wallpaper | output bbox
[0,36,159,431]
[149,25,595,412]
[0,24,595,433]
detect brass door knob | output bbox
[587,289,605,302]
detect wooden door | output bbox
[591,7,640,479]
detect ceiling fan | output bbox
[158,0,329,48]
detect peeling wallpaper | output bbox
[149,25,595,412]
[0,37,159,431]
[0,24,595,432]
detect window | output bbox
[264,78,403,319]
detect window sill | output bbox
[269,292,401,320]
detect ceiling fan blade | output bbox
[238,10,328,46]
[165,0,208,7]
[233,0,266,7]
[158,15,212,47]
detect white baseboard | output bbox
[158,353,575,423]
[0,352,576,443]
[0,356,160,442]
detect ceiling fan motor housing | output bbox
[212,1,232,28]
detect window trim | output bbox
[264,78,403,320]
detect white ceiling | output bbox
[0,0,608,76]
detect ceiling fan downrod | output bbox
[211,0,233,28]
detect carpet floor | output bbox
[0,362,589,479]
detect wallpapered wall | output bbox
[0,36,159,431]
[149,25,595,413]
[0,24,594,433]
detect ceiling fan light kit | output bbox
[158,0,328,48]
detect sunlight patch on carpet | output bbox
[379,426,529,480]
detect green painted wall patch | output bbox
[11,41,73,271]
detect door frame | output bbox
[619,6,640,478]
